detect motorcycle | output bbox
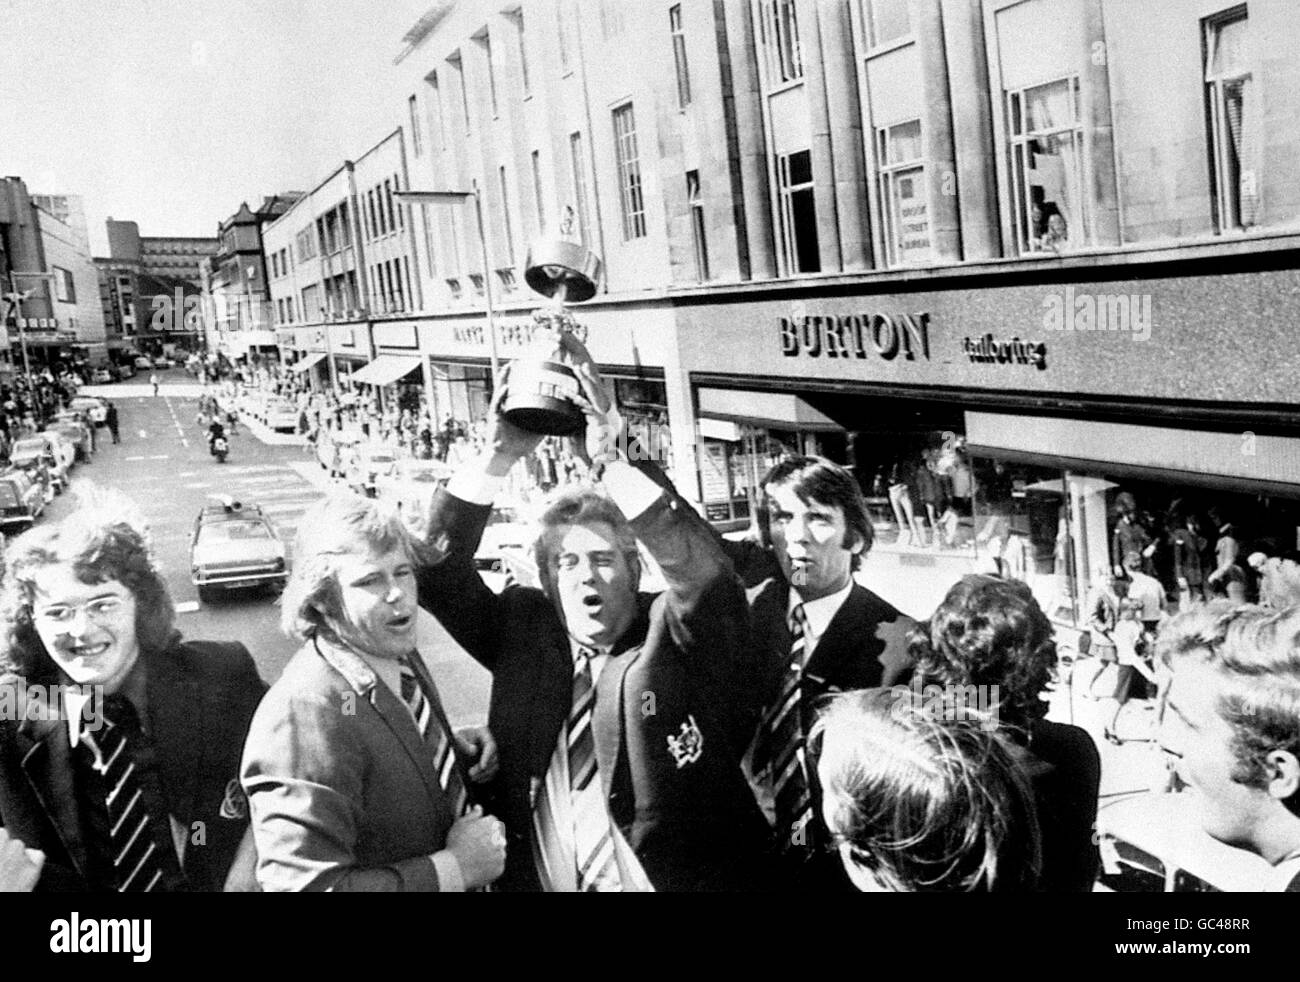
[211,434,229,463]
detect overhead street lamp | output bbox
[393,187,501,379]
[3,270,58,401]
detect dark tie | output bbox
[78,695,185,892]
[753,604,814,853]
[400,654,468,815]
[568,649,621,891]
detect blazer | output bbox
[726,539,918,888]
[0,639,266,892]
[417,480,774,892]
[241,637,470,891]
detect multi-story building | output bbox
[266,129,425,399]
[278,0,1300,628]
[1,179,109,375]
[203,194,302,364]
[96,218,218,360]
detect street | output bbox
[40,372,492,726]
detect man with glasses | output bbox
[416,346,771,891]
[1157,602,1300,890]
[0,502,266,891]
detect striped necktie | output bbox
[78,695,185,893]
[568,648,622,892]
[400,654,468,816]
[753,604,814,854]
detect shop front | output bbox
[672,246,1300,622]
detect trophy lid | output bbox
[524,238,603,303]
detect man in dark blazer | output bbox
[417,352,771,891]
[725,455,917,889]
[0,513,266,892]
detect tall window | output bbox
[1205,8,1258,230]
[53,266,75,303]
[687,171,709,280]
[426,72,443,152]
[1008,75,1085,253]
[777,149,819,272]
[864,0,911,47]
[498,166,516,261]
[757,0,802,85]
[600,0,625,39]
[569,131,592,246]
[670,5,692,108]
[394,173,404,230]
[448,51,470,133]
[558,1,574,72]
[408,95,423,156]
[384,179,396,233]
[612,103,646,240]
[531,150,546,234]
[877,120,931,265]
[479,31,499,116]
[368,190,378,239]
[513,10,531,97]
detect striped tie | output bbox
[78,696,184,893]
[569,649,621,892]
[400,654,468,815]
[753,604,814,854]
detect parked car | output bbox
[375,457,452,514]
[346,443,402,497]
[9,436,69,493]
[90,367,114,384]
[474,506,531,573]
[190,497,289,603]
[115,363,136,380]
[46,415,94,461]
[133,356,154,370]
[152,356,174,368]
[264,398,299,433]
[69,395,109,426]
[0,469,46,529]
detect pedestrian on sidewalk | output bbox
[150,372,160,396]
[105,401,120,444]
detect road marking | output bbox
[184,483,211,489]
[175,601,199,614]
[147,455,169,461]
[125,456,146,461]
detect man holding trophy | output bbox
[414,237,772,891]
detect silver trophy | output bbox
[500,223,603,436]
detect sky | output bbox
[1,0,434,254]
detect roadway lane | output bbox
[40,372,491,725]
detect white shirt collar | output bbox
[788,578,854,645]
[570,639,611,683]
[65,686,94,749]
[1271,853,1300,892]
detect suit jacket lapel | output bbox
[531,621,578,780]
[17,713,88,878]
[802,584,870,691]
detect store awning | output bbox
[351,355,422,387]
[289,352,327,373]
[697,387,841,433]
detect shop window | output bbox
[670,5,692,108]
[756,0,802,86]
[612,103,647,240]
[877,119,931,265]
[864,0,911,47]
[777,149,819,273]
[1204,8,1258,231]
[1007,76,1085,254]
[687,170,709,281]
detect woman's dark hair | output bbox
[0,515,178,679]
[907,574,1056,735]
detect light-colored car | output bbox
[69,395,109,425]
[90,367,114,384]
[48,412,94,460]
[346,443,403,497]
[0,470,45,529]
[133,356,154,370]
[152,356,174,369]
[10,435,70,493]
[375,457,452,514]
[190,497,289,602]
[264,398,299,433]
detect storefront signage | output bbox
[961,334,1047,370]
[779,312,930,362]
[453,317,589,350]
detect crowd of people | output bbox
[1,346,1298,894]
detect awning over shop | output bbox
[351,355,422,387]
[697,387,841,433]
[289,352,328,373]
